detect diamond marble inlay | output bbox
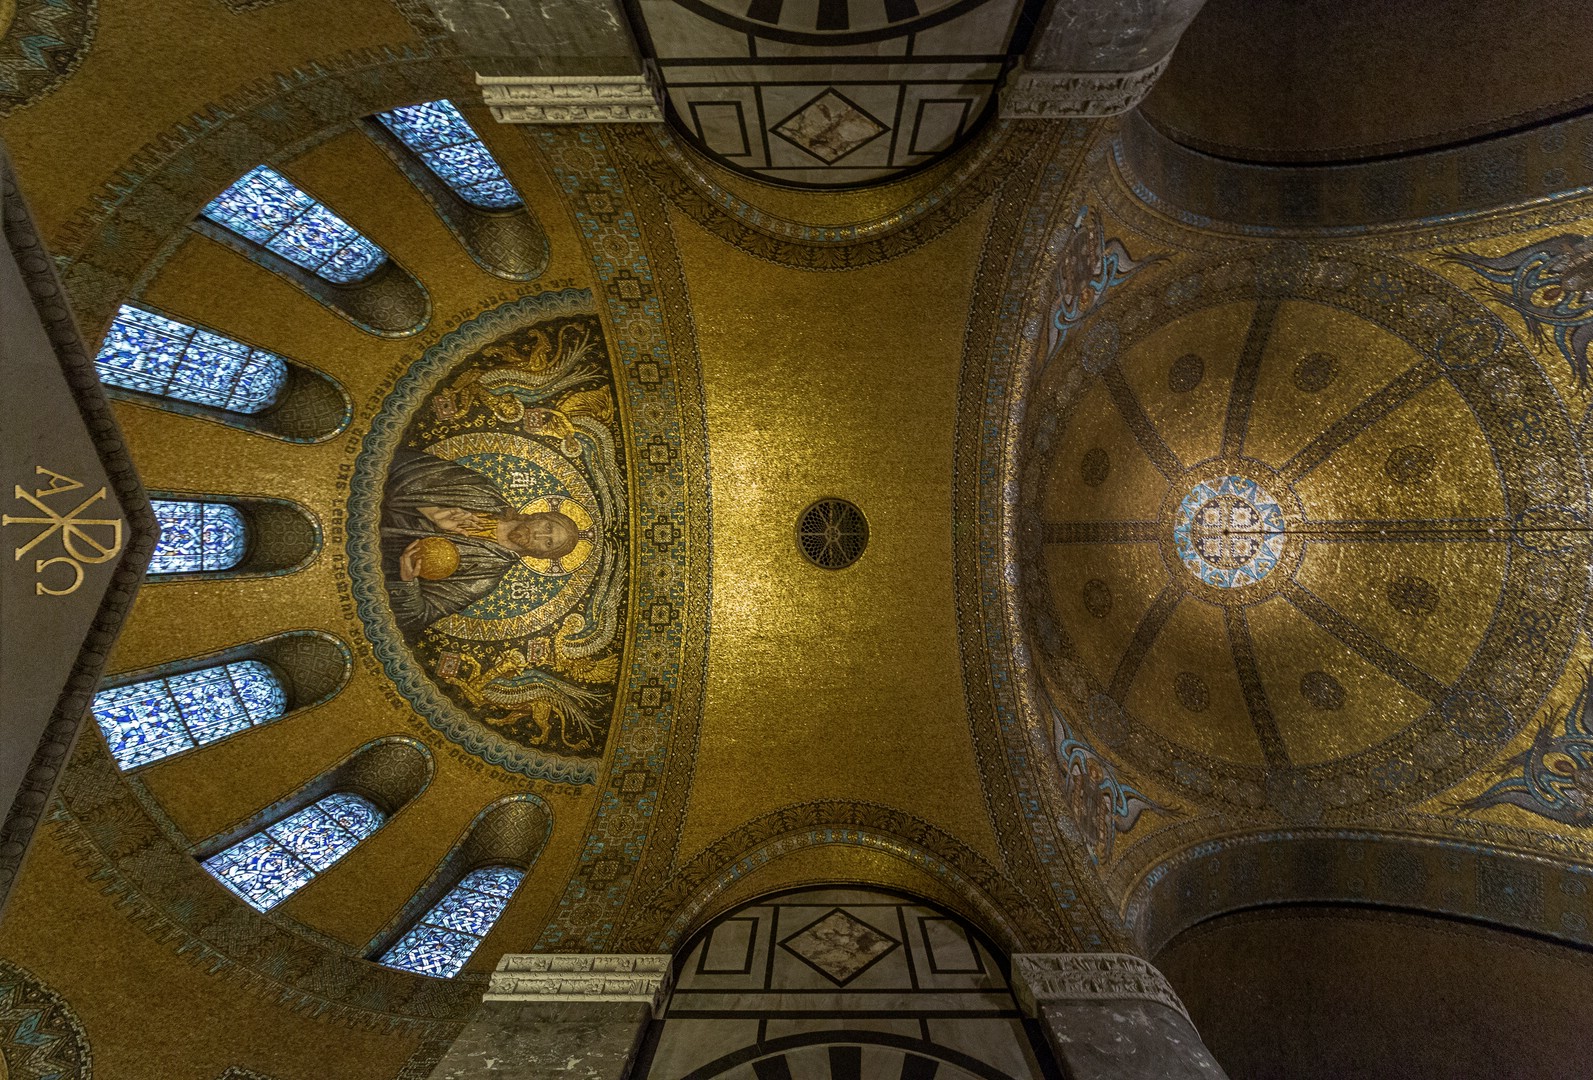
[779,908,900,985]
[772,90,887,164]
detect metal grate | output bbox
[796,499,868,569]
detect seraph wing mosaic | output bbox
[1447,234,1593,389]
[1463,666,1593,826]
[1043,686,1165,864]
[1046,204,1159,359]
[350,291,628,783]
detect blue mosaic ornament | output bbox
[202,165,388,284]
[1464,667,1593,825]
[203,792,386,911]
[95,305,288,414]
[149,500,247,573]
[376,100,523,211]
[379,865,525,977]
[1172,475,1287,588]
[92,660,286,769]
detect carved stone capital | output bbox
[1010,953,1191,1023]
[998,59,1170,119]
[477,74,664,124]
[483,954,674,1017]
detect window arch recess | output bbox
[192,737,434,911]
[94,302,351,442]
[145,492,321,580]
[190,165,430,338]
[362,100,549,282]
[366,793,552,977]
[92,630,352,771]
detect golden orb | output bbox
[411,535,461,580]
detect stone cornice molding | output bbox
[999,60,1170,119]
[483,954,673,1017]
[477,74,663,123]
[1011,953,1191,1023]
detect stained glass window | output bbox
[95,305,288,414]
[150,500,248,574]
[375,100,522,211]
[203,792,386,912]
[201,165,388,284]
[92,660,286,769]
[379,865,525,977]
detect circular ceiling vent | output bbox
[796,499,868,569]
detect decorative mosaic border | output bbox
[520,126,713,953]
[951,119,1130,953]
[621,120,1047,270]
[346,289,615,784]
[623,800,1038,954]
[0,957,93,1078]
[0,145,156,916]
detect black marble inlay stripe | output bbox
[753,1056,794,1080]
[885,0,921,20]
[747,0,784,23]
[1220,300,1277,459]
[1225,606,1291,768]
[817,0,849,30]
[830,1045,863,1080]
[901,1054,940,1080]
[1109,586,1181,700]
[1102,365,1183,481]
[1281,580,1447,701]
[1280,360,1440,483]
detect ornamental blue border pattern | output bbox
[524,126,711,952]
[347,288,612,785]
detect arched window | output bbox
[374,100,522,210]
[92,660,286,769]
[149,499,248,573]
[202,792,386,912]
[379,865,526,977]
[94,305,287,414]
[200,165,387,284]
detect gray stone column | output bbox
[1000,0,1207,118]
[427,954,672,1079]
[1011,953,1228,1080]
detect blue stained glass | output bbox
[150,500,247,574]
[380,865,525,977]
[204,792,386,911]
[375,100,523,211]
[202,165,387,284]
[93,660,286,769]
[95,305,288,414]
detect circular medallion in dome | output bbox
[1172,475,1286,588]
[1021,243,1589,822]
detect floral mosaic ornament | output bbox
[380,865,526,978]
[95,304,287,413]
[1464,667,1593,826]
[1447,233,1593,388]
[92,660,286,769]
[1172,475,1287,588]
[0,958,93,1079]
[203,792,386,911]
[375,99,522,210]
[201,165,387,284]
[149,499,247,573]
